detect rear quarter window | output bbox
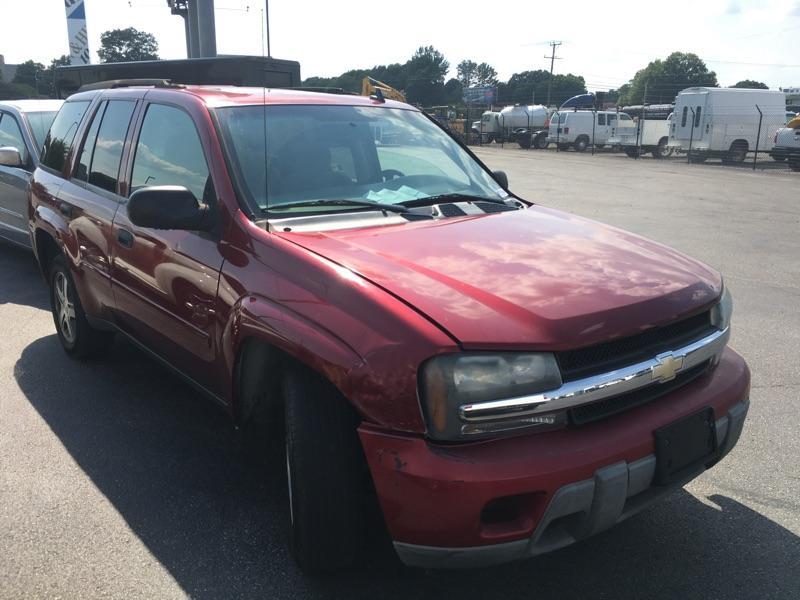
[41,100,91,172]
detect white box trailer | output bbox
[669,87,787,164]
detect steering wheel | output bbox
[382,169,405,182]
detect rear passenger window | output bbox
[597,114,606,126]
[75,102,105,182]
[681,106,688,127]
[130,104,210,202]
[694,107,702,127]
[87,100,135,193]
[41,101,90,172]
[0,113,27,163]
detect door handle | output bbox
[59,201,72,217]
[117,228,134,248]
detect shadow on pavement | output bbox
[0,241,49,310]
[14,332,800,600]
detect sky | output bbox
[1,0,799,92]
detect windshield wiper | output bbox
[398,193,509,209]
[266,199,409,214]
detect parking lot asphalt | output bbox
[1,148,798,599]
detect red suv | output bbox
[30,84,749,573]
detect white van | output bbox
[547,110,633,151]
[669,87,787,163]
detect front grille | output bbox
[556,310,714,382]
[568,360,711,426]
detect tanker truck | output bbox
[470,105,551,148]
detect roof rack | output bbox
[76,79,185,93]
[288,86,360,96]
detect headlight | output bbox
[710,287,732,331]
[420,353,564,441]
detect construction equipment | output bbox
[362,77,406,103]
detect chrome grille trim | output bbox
[458,327,729,424]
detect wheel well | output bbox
[659,136,669,145]
[576,134,590,142]
[234,338,289,428]
[731,139,749,150]
[34,229,60,279]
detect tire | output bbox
[517,135,531,149]
[652,137,669,159]
[283,366,368,574]
[723,141,747,164]
[534,133,549,150]
[48,254,113,358]
[574,136,589,152]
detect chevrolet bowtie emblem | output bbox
[651,352,684,383]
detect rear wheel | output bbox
[48,254,113,358]
[517,135,532,149]
[534,133,549,149]
[283,366,368,574]
[723,141,748,164]
[574,136,589,152]
[652,137,669,159]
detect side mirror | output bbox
[492,170,509,190]
[127,186,212,231]
[0,147,23,167]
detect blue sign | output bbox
[463,86,497,105]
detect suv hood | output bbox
[278,206,721,350]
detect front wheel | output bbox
[652,137,670,159]
[283,367,368,574]
[724,142,748,164]
[517,135,532,149]
[49,254,113,358]
[534,133,549,150]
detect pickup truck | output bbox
[771,123,800,170]
[30,83,750,574]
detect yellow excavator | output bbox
[361,76,406,103]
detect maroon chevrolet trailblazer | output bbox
[29,83,748,573]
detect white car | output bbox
[771,124,800,170]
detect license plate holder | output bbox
[654,407,717,486]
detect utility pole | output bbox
[545,41,562,108]
[264,0,271,57]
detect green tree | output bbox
[474,63,498,86]
[404,46,449,106]
[98,27,159,63]
[619,52,717,105]
[457,60,477,88]
[12,60,46,95]
[730,80,768,89]
[42,55,71,97]
[444,78,463,105]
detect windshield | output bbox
[550,112,566,125]
[215,105,506,213]
[26,111,59,148]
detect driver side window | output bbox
[0,113,27,164]
[130,104,211,203]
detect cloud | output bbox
[791,2,800,17]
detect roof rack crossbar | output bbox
[76,79,185,93]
